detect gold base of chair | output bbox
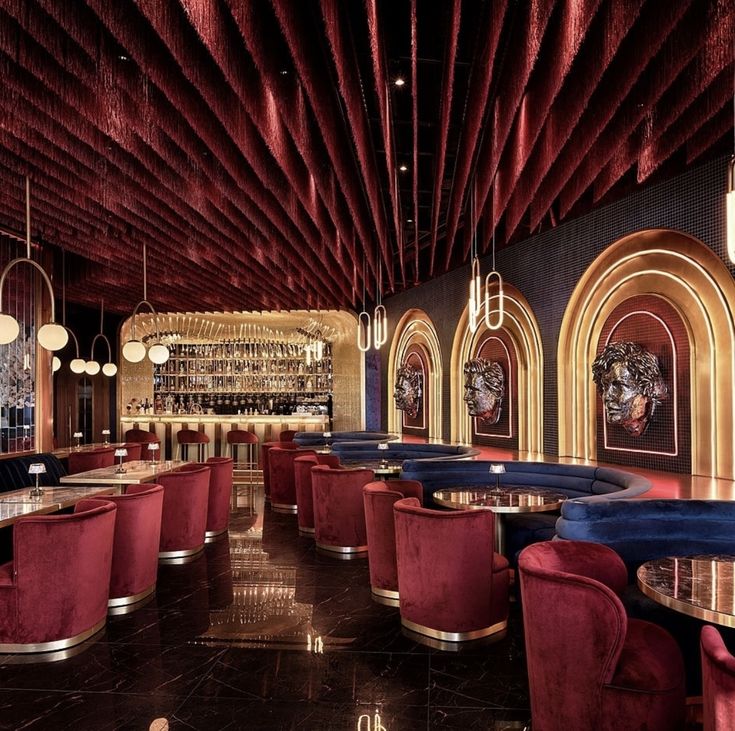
[316,541,368,560]
[0,618,107,654]
[401,617,508,644]
[205,528,228,543]
[158,545,205,564]
[371,586,400,607]
[271,502,298,514]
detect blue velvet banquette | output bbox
[293,431,398,447]
[0,453,67,493]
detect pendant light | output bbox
[357,256,372,352]
[85,300,117,376]
[483,186,504,331]
[122,242,170,364]
[0,178,68,350]
[467,179,482,333]
[373,267,387,349]
[59,249,86,373]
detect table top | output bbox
[60,460,190,485]
[52,442,127,459]
[0,486,121,528]
[342,459,403,477]
[432,486,567,513]
[637,555,735,628]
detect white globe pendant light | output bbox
[69,358,87,374]
[84,360,101,375]
[122,339,146,362]
[89,305,118,376]
[0,314,20,345]
[102,362,118,377]
[52,356,61,373]
[37,322,69,351]
[147,342,170,364]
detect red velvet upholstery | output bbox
[120,442,143,462]
[279,430,297,442]
[393,497,509,642]
[176,428,210,461]
[90,485,163,607]
[363,481,423,603]
[270,447,315,513]
[124,428,160,444]
[156,465,211,560]
[518,540,686,731]
[205,457,234,538]
[227,430,259,444]
[311,465,374,556]
[261,441,299,500]
[67,447,116,474]
[226,429,258,470]
[701,625,735,731]
[294,454,340,535]
[0,500,116,651]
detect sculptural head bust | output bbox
[394,363,422,418]
[463,358,504,424]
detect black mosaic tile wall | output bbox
[375,155,732,458]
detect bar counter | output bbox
[121,414,328,460]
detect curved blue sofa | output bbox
[0,453,67,493]
[556,498,735,571]
[332,441,479,463]
[293,431,397,447]
[399,459,651,559]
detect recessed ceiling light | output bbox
[407,219,413,224]
[399,164,408,172]
[394,77,405,87]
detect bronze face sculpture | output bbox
[394,363,422,419]
[592,341,668,437]
[463,358,504,425]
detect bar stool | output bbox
[227,429,259,483]
[176,429,209,461]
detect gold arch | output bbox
[450,284,543,451]
[558,229,735,478]
[387,309,443,440]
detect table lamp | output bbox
[377,441,389,451]
[147,442,160,464]
[323,431,332,452]
[28,463,46,499]
[101,428,110,445]
[114,448,128,473]
[73,431,83,449]
[489,463,506,490]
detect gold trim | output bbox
[0,617,106,654]
[372,592,400,608]
[271,502,298,514]
[371,586,399,599]
[158,545,204,560]
[108,584,155,608]
[401,616,508,643]
[316,542,368,560]
[636,581,735,628]
[108,591,156,616]
[298,526,315,536]
[204,528,228,543]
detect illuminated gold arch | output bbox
[558,229,735,478]
[387,309,443,439]
[451,285,543,451]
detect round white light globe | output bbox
[37,322,69,351]
[69,358,87,374]
[102,362,118,377]
[84,360,101,375]
[52,356,61,373]
[0,313,20,344]
[147,343,170,364]
[122,339,146,363]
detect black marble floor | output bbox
[0,488,531,730]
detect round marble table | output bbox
[637,555,735,628]
[343,459,403,479]
[432,486,567,554]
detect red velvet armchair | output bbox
[269,447,311,513]
[311,465,374,557]
[393,497,509,644]
[205,456,234,541]
[157,465,211,563]
[0,500,116,652]
[120,442,143,462]
[67,446,116,474]
[363,480,423,605]
[518,540,686,731]
[124,428,161,445]
[294,453,340,536]
[701,625,735,731]
[261,441,299,501]
[278,429,297,442]
[91,484,163,611]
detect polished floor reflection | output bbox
[0,487,531,730]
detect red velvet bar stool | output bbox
[294,453,340,536]
[176,428,210,461]
[363,480,423,606]
[68,446,116,474]
[226,429,259,481]
[204,457,234,542]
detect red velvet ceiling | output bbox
[0,0,732,313]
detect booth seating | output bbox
[363,480,423,605]
[68,446,116,474]
[157,465,211,563]
[311,466,374,557]
[88,485,164,611]
[120,442,143,462]
[261,441,299,502]
[701,626,735,731]
[293,431,398,448]
[333,441,478,462]
[556,498,735,574]
[394,497,509,644]
[204,457,234,542]
[400,459,652,559]
[293,453,340,535]
[518,540,686,731]
[0,500,116,653]
[0,452,67,493]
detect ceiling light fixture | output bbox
[86,300,117,377]
[468,180,482,333]
[0,178,68,351]
[373,267,387,350]
[60,249,86,373]
[483,192,504,331]
[122,242,170,365]
[399,164,408,172]
[357,257,372,352]
[394,77,405,87]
